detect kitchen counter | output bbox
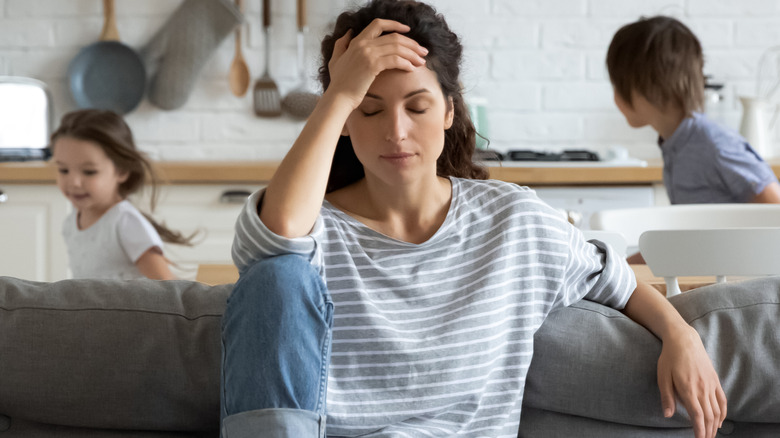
[0,161,281,184]
[1,160,664,185]
[3,159,780,186]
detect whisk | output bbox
[281,0,319,119]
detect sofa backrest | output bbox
[0,276,232,432]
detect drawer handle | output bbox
[0,190,6,204]
[219,190,252,204]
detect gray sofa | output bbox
[1,275,779,437]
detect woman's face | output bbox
[343,66,454,186]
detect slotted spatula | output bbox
[253,0,282,117]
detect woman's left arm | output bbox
[623,281,727,438]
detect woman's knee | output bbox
[228,255,328,315]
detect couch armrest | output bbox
[523,276,780,428]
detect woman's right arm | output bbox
[259,19,428,238]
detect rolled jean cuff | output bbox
[221,408,327,438]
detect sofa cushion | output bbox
[519,407,780,438]
[1,416,216,438]
[521,276,780,433]
[0,276,231,432]
[2,275,779,436]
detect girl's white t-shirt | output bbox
[62,200,163,280]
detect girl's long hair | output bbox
[51,109,196,246]
[318,0,489,192]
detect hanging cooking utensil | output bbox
[228,0,250,97]
[68,0,146,115]
[253,0,282,117]
[281,0,318,119]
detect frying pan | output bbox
[68,0,145,114]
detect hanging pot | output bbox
[68,0,145,114]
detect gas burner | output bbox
[505,149,600,162]
[473,149,504,161]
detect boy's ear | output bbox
[444,96,454,130]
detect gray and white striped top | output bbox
[232,177,636,437]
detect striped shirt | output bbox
[232,177,636,437]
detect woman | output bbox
[221,1,726,437]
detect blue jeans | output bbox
[220,255,333,438]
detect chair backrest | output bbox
[639,227,780,297]
[581,230,628,258]
[590,204,780,248]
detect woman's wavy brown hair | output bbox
[51,109,196,246]
[606,16,704,117]
[318,0,488,192]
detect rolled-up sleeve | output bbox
[231,189,325,274]
[556,226,636,310]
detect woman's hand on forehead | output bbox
[327,18,429,110]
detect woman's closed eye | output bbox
[359,106,429,116]
[407,106,428,114]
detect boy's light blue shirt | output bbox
[660,112,778,204]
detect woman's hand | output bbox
[258,19,426,238]
[326,19,429,110]
[657,326,727,438]
[622,281,727,438]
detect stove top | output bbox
[473,149,647,167]
[505,149,600,162]
[474,149,600,162]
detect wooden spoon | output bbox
[229,0,250,97]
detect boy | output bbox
[607,16,780,204]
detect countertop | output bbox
[1,160,666,186]
[4,159,780,186]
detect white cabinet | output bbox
[532,186,655,230]
[0,183,260,282]
[0,181,656,282]
[0,184,70,281]
[137,184,262,280]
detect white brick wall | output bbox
[2,0,780,161]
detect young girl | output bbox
[51,109,194,280]
[221,1,726,437]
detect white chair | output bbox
[590,204,780,251]
[639,228,780,297]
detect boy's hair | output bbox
[51,109,196,246]
[606,16,704,116]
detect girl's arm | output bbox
[623,281,727,438]
[136,248,176,280]
[260,19,428,238]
